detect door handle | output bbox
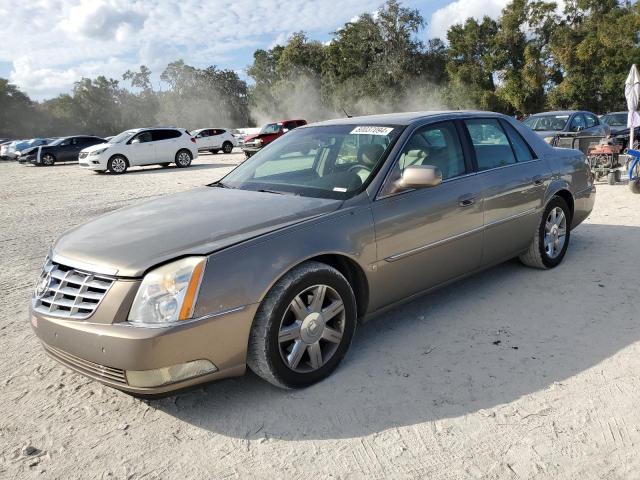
[458,196,476,207]
[533,175,545,186]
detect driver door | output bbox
[128,131,155,165]
[370,121,484,310]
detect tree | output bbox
[0,79,36,138]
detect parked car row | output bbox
[522,109,639,151]
[1,138,54,160]
[1,125,250,174]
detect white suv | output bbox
[79,128,198,174]
[191,128,238,154]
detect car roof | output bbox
[528,110,596,117]
[311,110,504,127]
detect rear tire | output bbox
[222,142,233,154]
[519,196,571,269]
[41,153,55,166]
[247,261,357,389]
[107,155,128,174]
[175,149,192,168]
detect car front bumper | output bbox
[79,155,107,170]
[30,303,258,395]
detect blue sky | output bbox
[0,0,510,100]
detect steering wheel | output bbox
[347,164,372,175]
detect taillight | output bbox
[190,137,196,143]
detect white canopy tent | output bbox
[625,64,640,152]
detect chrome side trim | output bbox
[484,208,537,229]
[384,208,538,262]
[122,305,248,329]
[385,225,484,262]
[51,252,119,277]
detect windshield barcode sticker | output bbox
[350,126,394,136]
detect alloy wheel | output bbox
[544,206,567,259]
[177,151,191,166]
[278,284,346,373]
[42,154,54,166]
[111,157,126,173]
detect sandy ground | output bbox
[1,153,640,479]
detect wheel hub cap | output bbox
[277,284,346,373]
[300,312,325,344]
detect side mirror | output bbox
[131,138,141,144]
[398,165,443,189]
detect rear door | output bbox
[370,120,484,310]
[151,129,182,163]
[463,117,550,266]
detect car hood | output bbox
[81,142,111,153]
[53,187,342,277]
[532,130,564,138]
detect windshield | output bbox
[259,123,281,135]
[219,124,403,199]
[601,113,627,126]
[110,130,137,143]
[523,114,570,131]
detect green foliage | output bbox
[1,0,639,138]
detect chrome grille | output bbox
[32,259,114,319]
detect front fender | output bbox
[193,206,376,319]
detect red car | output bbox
[242,119,307,158]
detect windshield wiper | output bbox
[210,181,233,189]
[257,188,298,196]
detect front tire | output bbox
[175,149,192,168]
[107,155,128,174]
[247,261,357,389]
[222,142,233,154]
[520,196,571,269]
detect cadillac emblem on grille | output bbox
[35,271,51,298]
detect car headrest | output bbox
[357,143,385,166]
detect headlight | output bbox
[543,136,555,144]
[255,138,263,145]
[90,148,108,156]
[128,257,206,326]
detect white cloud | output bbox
[428,0,510,40]
[0,0,383,99]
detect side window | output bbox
[501,121,535,162]
[284,122,297,131]
[569,114,586,132]
[465,118,516,170]
[135,131,153,143]
[585,114,598,128]
[381,121,466,196]
[151,130,181,141]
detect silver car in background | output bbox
[30,111,595,395]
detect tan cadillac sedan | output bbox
[30,111,595,395]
